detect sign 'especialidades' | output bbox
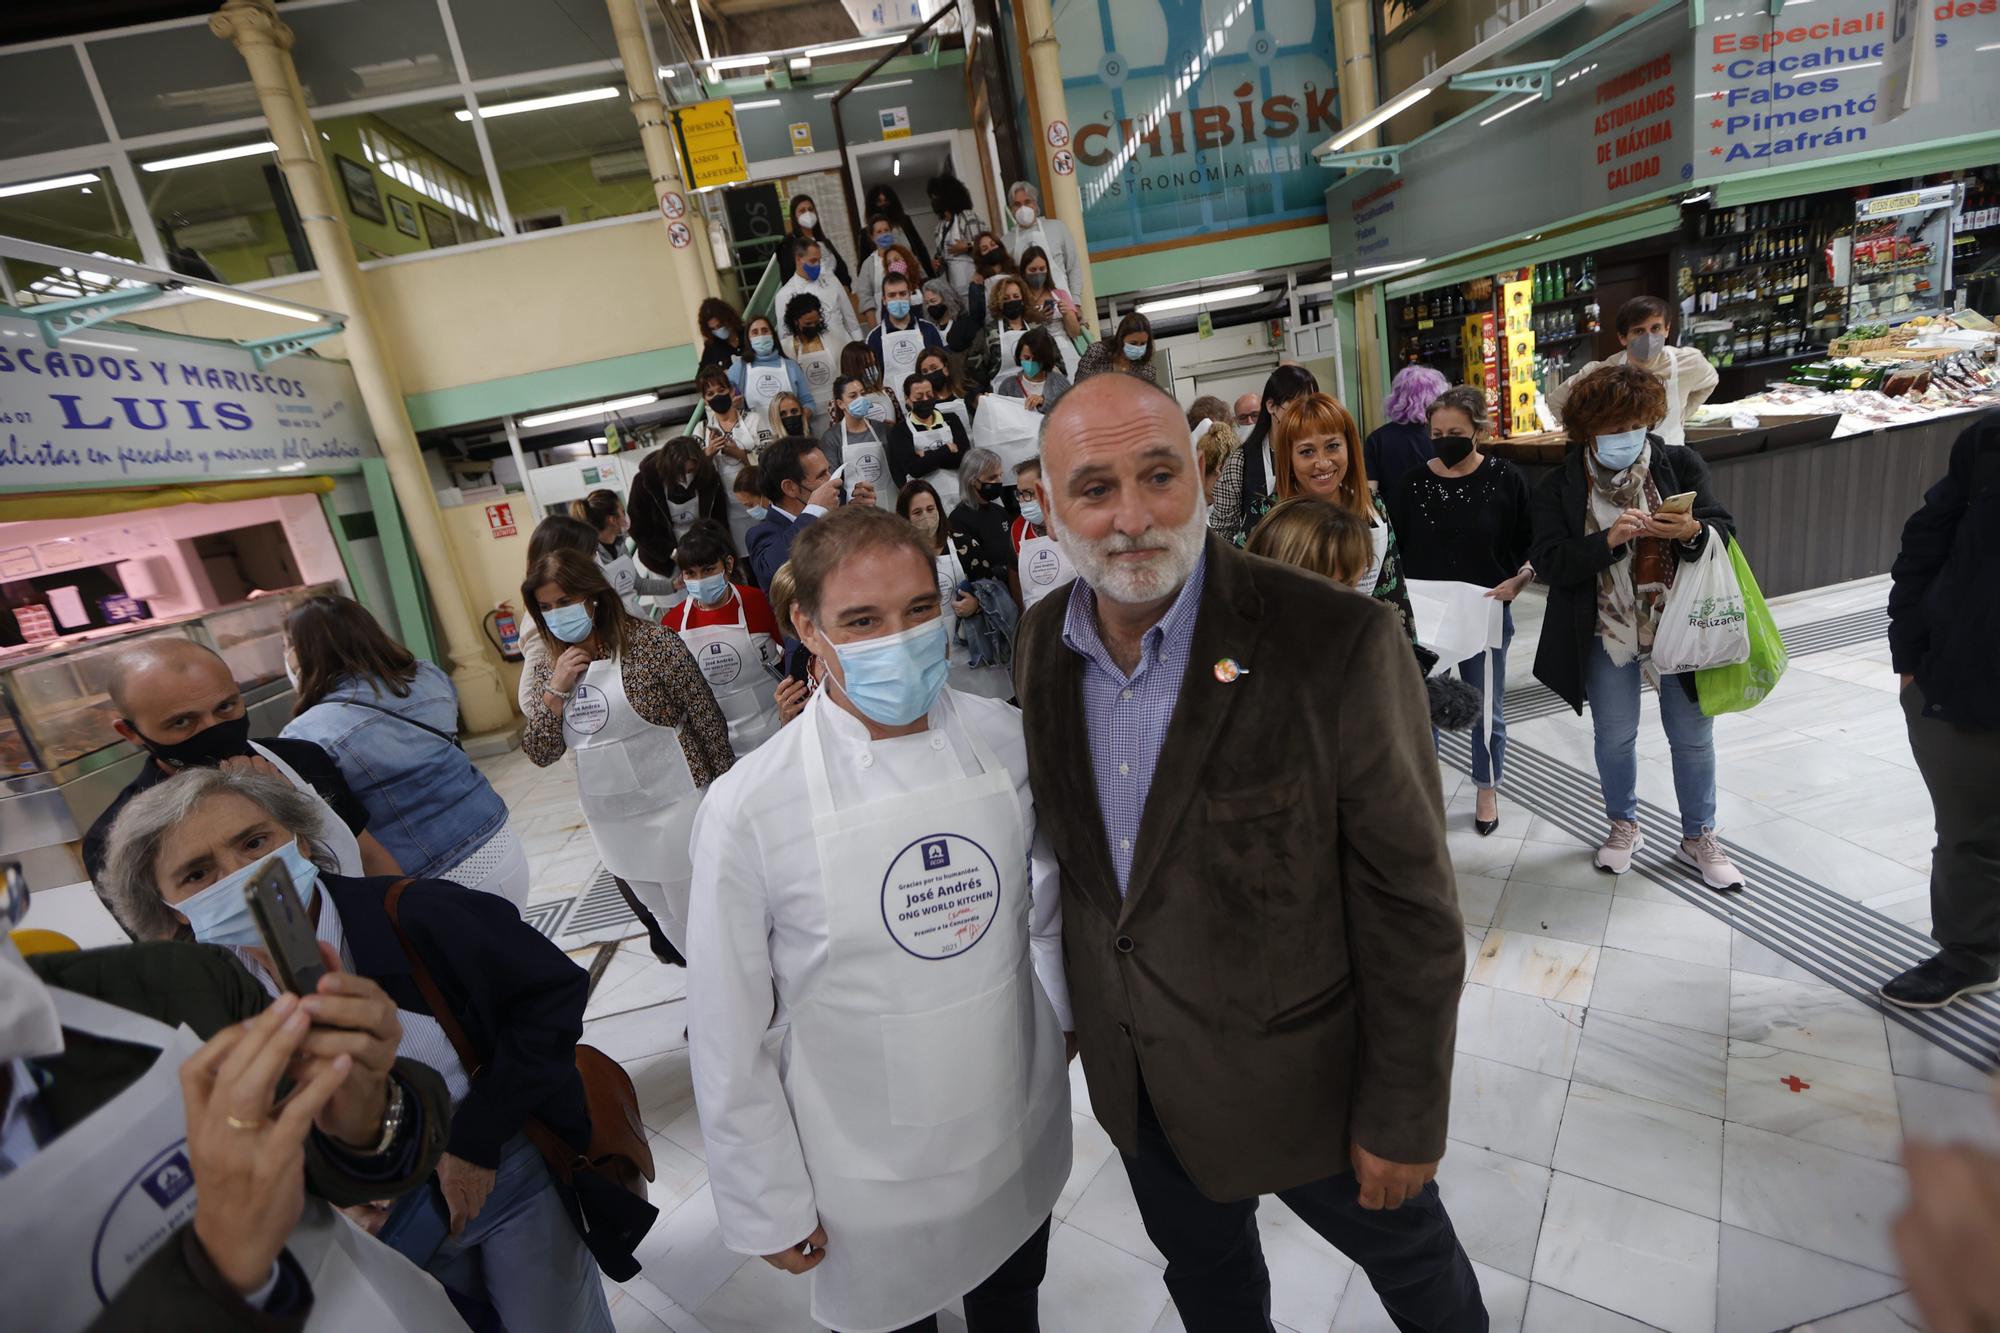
[0,313,379,487]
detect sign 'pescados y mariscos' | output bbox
[0,313,378,486]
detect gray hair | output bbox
[958,447,1002,504]
[1427,384,1490,431]
[920,276,963,322]
[102,767,334,941]
[1007,179,1040,207]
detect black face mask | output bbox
[1432,436,1476,468]
[979,481,1006,502]
[1001,299,1025,321]
[131,714,253,770]
[908,398,935,417]
[799,322,822,339]
[926,303,948,322]
[706,392,734,416]
[926,370,950,392]
[780,413,805,435]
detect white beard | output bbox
[1050,492,1210,606]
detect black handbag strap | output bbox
[338,696,461,749]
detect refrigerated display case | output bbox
[1847,185,1962,328]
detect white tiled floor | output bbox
[474,574,1996,1333]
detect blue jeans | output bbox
[1459,604,1514,789]
[1584,640,1717,838]
[400,1133,615,1333]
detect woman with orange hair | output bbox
[1252,392,1418,646]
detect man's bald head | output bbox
[1232,392,1261,426]
[108,638,246,753]
[1039,372,1190,491]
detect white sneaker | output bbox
[1595,820,1644,874]
[1679,829,1746,892]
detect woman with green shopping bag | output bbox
[1528,363,1748,893]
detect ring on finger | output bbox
[226,1114,264,1130]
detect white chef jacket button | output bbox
[931,735,946,751]
[860,753,874,769]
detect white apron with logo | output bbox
[880,328,926,395]
[2,988,464,1333]
[565,654,702,933]
[667,492,702,531]
[251,740,363,877]
[786,692,1069,1333]
[908,420,960,509]
[1355,517,1393,597]
[1016,534,1077,611]
[674,592,780,754]
[795,348,837,406]
[842,428,896,511]
[596,544,644,617]
[744,364,791,415]
[997,328,1025,387]
[711,416,764,553]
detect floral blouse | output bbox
[522,615,736,786]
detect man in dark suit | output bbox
[1016,373,1482,1331]
[745,435,853,591]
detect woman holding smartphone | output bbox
[1528,363,1745,892]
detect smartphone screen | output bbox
[246,857,327,996]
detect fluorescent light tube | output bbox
[805,34,909,58]
[814,78,912,99]
[519,394,660,428]
[1793,60,1878,77]
[708,54,770,73]
[0,172,101,197]
[1479,95,1539,127]
[736,98,781,110]
[1353,258,1429,276]
[140,142,276,172]
[1134,284,1263,315]
[455,87,620,120]
[1324,85,1434,153]
[187,285,327,322]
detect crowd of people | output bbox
[12,262,1999,1333]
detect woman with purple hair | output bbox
[1366,365,1451,494]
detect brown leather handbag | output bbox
[382,879,659,1277]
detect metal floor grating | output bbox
[519,897,573,938]
[1438,726,2000,1071]
[562,867,640,936]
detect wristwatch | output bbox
[358,1077,406,1157]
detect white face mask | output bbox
[1013,203,1036,228]
[0,934,64,1063]
[1626,330,1667,364]
[797,209,818,230]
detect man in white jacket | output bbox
[775,237,863,345]
[1545,294,1719,449]
[686,504,1074,1333]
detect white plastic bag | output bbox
[1651,536,1751,674]
[969,393,1043,475]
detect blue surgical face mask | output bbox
[544,601,597,644]
[750,334,776,357]
[1122,342,1147,362]
[1593,428,1648,472]
[708,325,730,340]
[827,617,949,726]
[802,261,822,281]
[178,842,320,949]
[848,397,884,421]
[1019,498,1045,527]
[689,572,731,605]
[1020,358,1043,379]
[874,232,894,250]
[886,298,911,321]
[745,504,769,521]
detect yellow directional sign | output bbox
[674,98,748,189]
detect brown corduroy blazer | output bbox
[1014,535,1465,1201]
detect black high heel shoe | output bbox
[1474,793,1500,837]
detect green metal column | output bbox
[360,457,438,665]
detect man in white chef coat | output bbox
[686,504,1073,1333]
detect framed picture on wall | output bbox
[452,214,480,245]
[335,155,384,224]
[389,196,420,238]
[420,203,455,248]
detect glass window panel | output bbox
[0,48,109,156]
[87,22,267,138]
[317,102,502,258]
[129,133,315,285]
[285,0,456,110]
[449,0,622,80]
[0,166,145,304]
[475,75,652,231]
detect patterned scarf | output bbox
[1583,442,1675,667]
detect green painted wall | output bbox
[404,343,702,432]
[498,158,654,227]
[1092,224,1331,300]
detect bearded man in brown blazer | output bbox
[1015,373,1484,1331]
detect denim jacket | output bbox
[282,662,507,877]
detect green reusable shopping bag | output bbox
[1697,535,1788,716]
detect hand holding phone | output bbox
[247,858,326,996]
[1658,491,1696,515]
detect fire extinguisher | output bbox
[485,601,524,662]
